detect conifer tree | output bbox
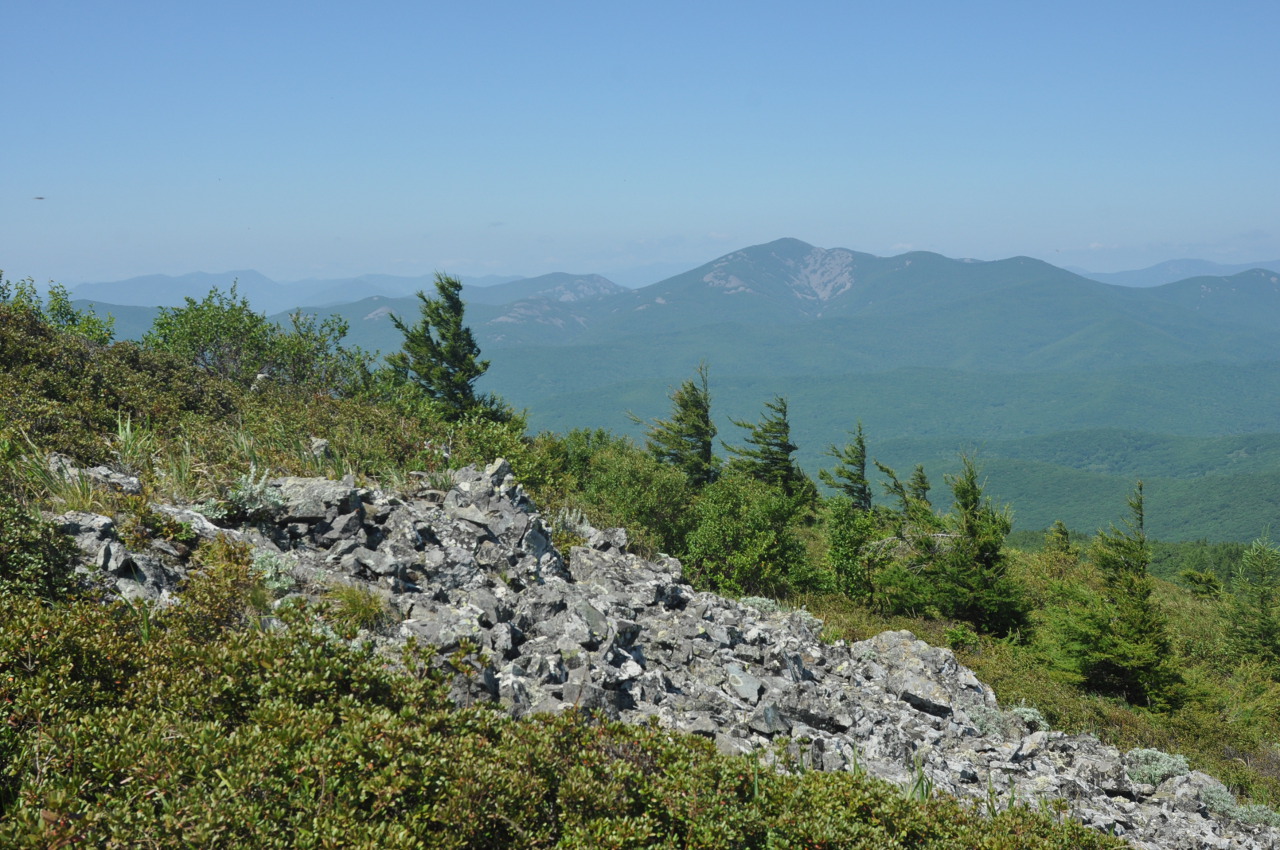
[1069,482,1180,707]
[820,423,871,510]
[724,396,812,502]
[908,464,932,507]
[1045,520,1075,556]
[387,273,503,420]
[642,362,718,488]
[1230,536,1280,669]
[938,457,1026,635]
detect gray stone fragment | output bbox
[725,664,764,705]
[273,477,361,523]
[749,703,791,737]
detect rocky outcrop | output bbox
[57,460,1279,850]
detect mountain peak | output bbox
[696,240,858,305]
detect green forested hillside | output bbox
[70,240,1280,546]
[13,283,1280,845]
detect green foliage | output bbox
[0,493,78,600]
[933,457,1027,636]
[908,463,932,506]
[1125,748,1189,786]
[0,274,115,344]
[0,596,1121,850]
[322,583,395,635]
[251,551,295,597]
[824,497,889,601]
[577,443,694,557]
[1063,484,1181,708]
[143,285,372,394]
[640,361,718,488]
[823,453,1025,635]
[273,309,374,395]
[1229,536,1280,670]
[681,474,807,597]
[819,422,871,510]
[724,395,815,509]
[520,429,695,556]
[1044,520,1077,557]
[226,465,285,521]
[1151,538,1248,581]
[387,272,506,421]
[874,460,935,528]
[143,285,280,387]
[0,301,239,465]
[0,528,1124,849]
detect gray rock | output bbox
[272,477,361,523]
[51,461,1280,850]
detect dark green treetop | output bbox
[820,422,871,511]
[724,395,813,503]
[938,456,1026,635]
[641,362,718,488]
[387,273,502,421]
[908,464,932,507]
[1045,520,1075,556]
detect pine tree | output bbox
[724,396,812,502]
[387,273,502,420]
[641,362,718,488]
[820,423,871,510]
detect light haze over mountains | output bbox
[68,237,1280,543]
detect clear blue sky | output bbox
[4,1,1277,285]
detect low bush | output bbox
[0,562,1127,849]
[0,493,78,599]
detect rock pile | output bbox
[57,459,1279,850]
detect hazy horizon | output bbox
[5,3,1277,285]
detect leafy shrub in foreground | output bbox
[0,552,1126,849]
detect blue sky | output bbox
[3,1,1277,285]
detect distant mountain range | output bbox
[1075,258,1280,288]
[69,271,588,315]
[70,238,1280,541]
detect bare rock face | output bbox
[57,460,1280,850]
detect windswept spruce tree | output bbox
[820,423,872,511]
[724,395,814,505]
[641,362,718,488]
[388,273,506,421]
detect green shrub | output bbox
[143,285,372,394]
[681,474,808,597]
[251,551,295,596]
[0,493,78,600]
[226,465,285,520]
